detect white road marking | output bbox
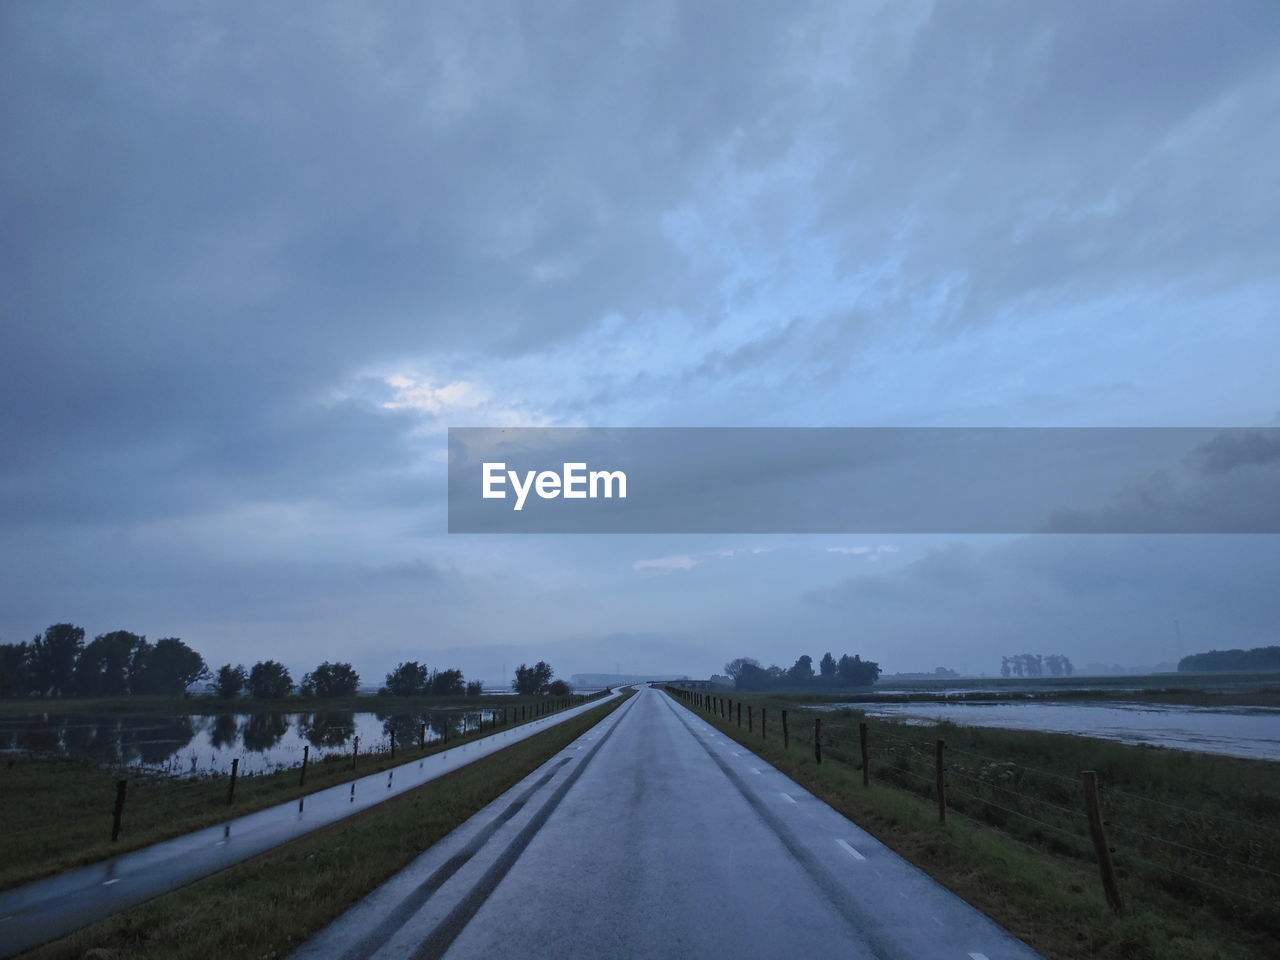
[835,838,866,860]
[751,768,763,775]
[102,879,120,886]
[0,916,12,923]
[968,954,990,960]
[215,840,227,846]
[780,793,797,804]
[731,751,741,757]
[932,915,943,926]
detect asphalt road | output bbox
[292,685,1043,960]
[0,692,621,958]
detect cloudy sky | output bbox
[3,1,1278,684]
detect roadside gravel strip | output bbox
[0,691,622,958]
[290,685,1043,960]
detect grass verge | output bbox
[16,689,631,960]
[0,693,608,890]
[667,688,1279,960]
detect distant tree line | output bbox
[1000,654,1074,678]
[723,652,881,691]
[0,624,207,698]
[210,659,489,700]
[1,623,567,702]
[1178,646,1280,673]
[377,660,483,698]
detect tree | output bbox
[247,660,293,699]
[787,655,815,681]
[1179,645,1280,672]
[548,678,572,697]
[75,631,147,697]
[383,661,428,697]
[133,638,207,695]
[30,623,85,697]
[301,661,360,698]
[214,664,247,699]
[465,680,484,697]
[512,661,554,695]
[723,657,762,681]
[0,642,33,697]
[819,652,838,678]
[428,668,465,696]
[732,661,771,690]
[836,653,881,686]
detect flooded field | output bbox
[852,700,1280,761]
[0,707,503,776]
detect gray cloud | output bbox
[3,2,1279,674]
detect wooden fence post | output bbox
[352,735,360,769]
[814,718,822,764]
[300,745,309,787]
[227,758,239,805]
[761,708,767,739]
[782,710,789,749]
[748,705,753,733]
[859,722,869,786]
[1081,771,1124,914]
[111,779,127,841]
[935,739,946,823]
[390,729,396,759]
[737,702,741,727]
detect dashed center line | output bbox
[835,838,866,860]
[751,767,763,775]
[102,879,120,886]
[780,793,797,804]
[968,954,991,960]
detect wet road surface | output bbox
[292,685,1043,960]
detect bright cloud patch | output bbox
[828,545,899,560]
[633,554,701,571]
[381,374,488,414]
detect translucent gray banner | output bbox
[447,427,1280,533]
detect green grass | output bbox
[15,690,632,960]
[669,688,1280,960]
[0,693,607,890]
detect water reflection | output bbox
[242,713,290,752]
[0,706,506,775]
[210,714,238,749]
[299,712,355,749]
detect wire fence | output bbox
[668,686,1280,934]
